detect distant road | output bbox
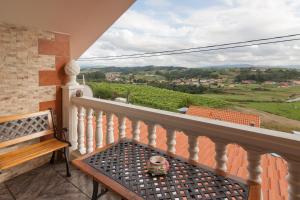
[286,97,300,103]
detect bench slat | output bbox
[0,130,54,148]
[0,138,68,170]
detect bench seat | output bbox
[0,138,68,170]
[0,110,71,177]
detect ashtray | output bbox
[147,156,170,176]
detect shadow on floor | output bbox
[0,162,101,200]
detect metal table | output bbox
[73,139,259,200]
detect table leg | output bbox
[91,179,108,200]
[92,179,99,200]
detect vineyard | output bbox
[88,82,229,111]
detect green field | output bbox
[89,82,229,111]
[202,84,300,102]
[246,102,300,121]
[202,84,300,121]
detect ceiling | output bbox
[0,0,135,58]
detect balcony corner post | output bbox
[62,60,83,152]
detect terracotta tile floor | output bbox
[0,162,100,200]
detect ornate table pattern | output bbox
[77,140,250,200]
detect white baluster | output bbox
[188,135,199,161]
[287,160,300,200]
[106,113,114,144]
[214,141,228,172]
[148,123,157,147]
[95,110,103,148]
[118,115,126,139]
[166,129,176,154]
[86,108,94,153]
[132,119,141,141]
[70,105,78,150]
[77,106,86,154]
[247,150,262,183]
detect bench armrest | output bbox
[55,128,72,147]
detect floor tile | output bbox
[0,183,14,200]
[5,163,90,200]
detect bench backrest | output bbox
[0,110,54,148]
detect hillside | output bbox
[88,82,300,132]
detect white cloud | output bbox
[144,0,172,8]
[79,0,300,68]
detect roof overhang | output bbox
[0,0,135,58]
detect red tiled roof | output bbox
[187,106,261,127]
[100,106,287,200]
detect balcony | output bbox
[60,71,300,200]
[1,89,299,200]
[0,2,300,199]
[0,41,298,200]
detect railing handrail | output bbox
[71,96,300,160]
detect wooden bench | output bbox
[0,110,71,177]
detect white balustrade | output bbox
[86,108,94,153]
[77,106,86,154]
[132,119,141,141]
[188,135,199,161]
[166,128,176,154]
[247,150,262,183]
[214,141,228,172]
[70,105,78,150]
[69,96,300,199]
[106,112,114,144]
[147,123,157,147]
[95,110,104,148]
[118,115,126,139]
[287,159,300,200]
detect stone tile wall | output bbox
[0,22,69,127]
[0,23,56,114]
[0,22,70,182]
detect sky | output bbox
[78,0,300,68]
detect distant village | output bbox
[104,71,300,88]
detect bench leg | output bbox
[50,151,56,164]
[63,147,71,177]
